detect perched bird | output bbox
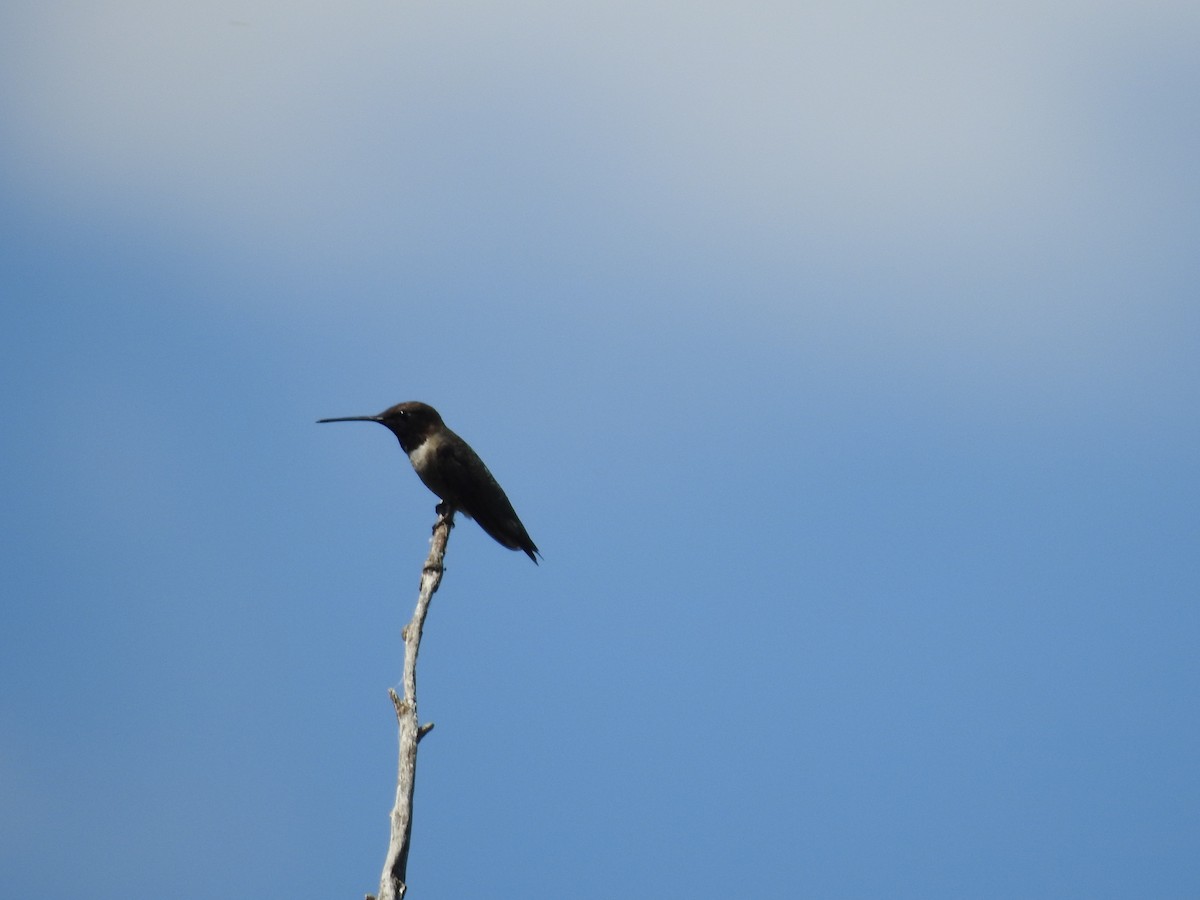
[319,401,540,564]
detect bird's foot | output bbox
[433,502,456,531]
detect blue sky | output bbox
[2,2,1198,897]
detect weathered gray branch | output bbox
[369,507,454,900]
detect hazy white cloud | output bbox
[3,1,1196,380]
[5,2,1191,229]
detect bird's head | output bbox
[318,401,444,454]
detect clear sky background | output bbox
[2,2,1198,897]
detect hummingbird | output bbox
[318,401,540,564]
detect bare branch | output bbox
[374,507,455,900]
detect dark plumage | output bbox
[319,401,540,563]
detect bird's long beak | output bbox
[316,415,382,424]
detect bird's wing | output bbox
[435,441,516,536]
[435,439,539,560]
